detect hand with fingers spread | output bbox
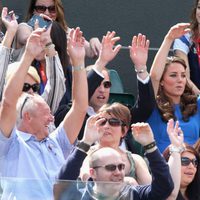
[82,115,104,145]
[67,27,86,67]
[166,23,190,41]
[167,119,184,148]
[129,33,150,69]
[131,122,155,146]
[95,31,121,69]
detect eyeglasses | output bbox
[93,163,125,172]
[20,96,30,119]
[34,5,56,14]
[99,117,126,127]
[23,83,40,93]
[181,157,198,168]
[102,81,112,88]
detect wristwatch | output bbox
[169,145,185,154]
[76,141,91,153]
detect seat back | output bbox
[109,69,124,93]
[108,93,135,108]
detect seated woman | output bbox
[13,0,101,59]
[163,119,200,200]
[148,23,200,153]
[80,102,152,185]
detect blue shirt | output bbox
[0,124,73,199]
[147,97,200,153]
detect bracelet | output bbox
[143,141,156,151]
[76,141,91,153]
[135,66,147,74]
[72,65,85,71]
[45,43,55,50]
[45,42,53,47]
[169,145,185,154]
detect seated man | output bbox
[0,27,88,200]
[56,119,174,200]
[55,31,156,155]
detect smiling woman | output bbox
[80,102,152,186]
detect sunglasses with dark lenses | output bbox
[181,157,198,168]
[23,83,40,93]
[34,5,56,13]
[93,163,125,172]
[102,81,112,88]
[99,118,126,127]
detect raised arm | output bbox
[131,123,174,199]
[129,33,155,122]
[62,27,88,144]
[0,28,46,137]
[0,7,18,96]
[93,31,121,72]
[166,119,184,200]
[59,114,103,180]
[150,23,190,96]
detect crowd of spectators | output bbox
[0,0,200,199]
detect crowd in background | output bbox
[0,0,200,199]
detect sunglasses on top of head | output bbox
[99,117,126,127]
[181,157,198,168]
[34,5,56,14]
[93,163,125,172]
[23,83,40,93]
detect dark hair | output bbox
[163,143,200,200]
[156,56,197,122]
[26,0,67,31]
[50,21,69,74]
[190,0,199,41]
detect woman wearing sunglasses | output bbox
[163,119,200,200]
[80,102,152,185]
[14,0,101,59]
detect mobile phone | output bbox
[27,15,52,29]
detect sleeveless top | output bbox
[126,151,136,178]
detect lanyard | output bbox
[39,63,47,85]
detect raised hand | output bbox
[89,37,101,57]
[129,33,149,68]
[96,31,121,67]
[131,122,155,146]
[25,28,46,59]
[166,23,190,41]
[167,119,184,148]
[82,115,104,145]
[1,7,18,34]
[67,27,86,66]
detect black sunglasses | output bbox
[34,5,56,13]
[99,117,126,127]
[23,83,40,93]
[93,163,125,172]
[20,96,30,119]
[181,157,198,168]
[102,81,112,88]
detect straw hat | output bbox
[6,62,41,84]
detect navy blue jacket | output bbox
[56,148,174,200]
